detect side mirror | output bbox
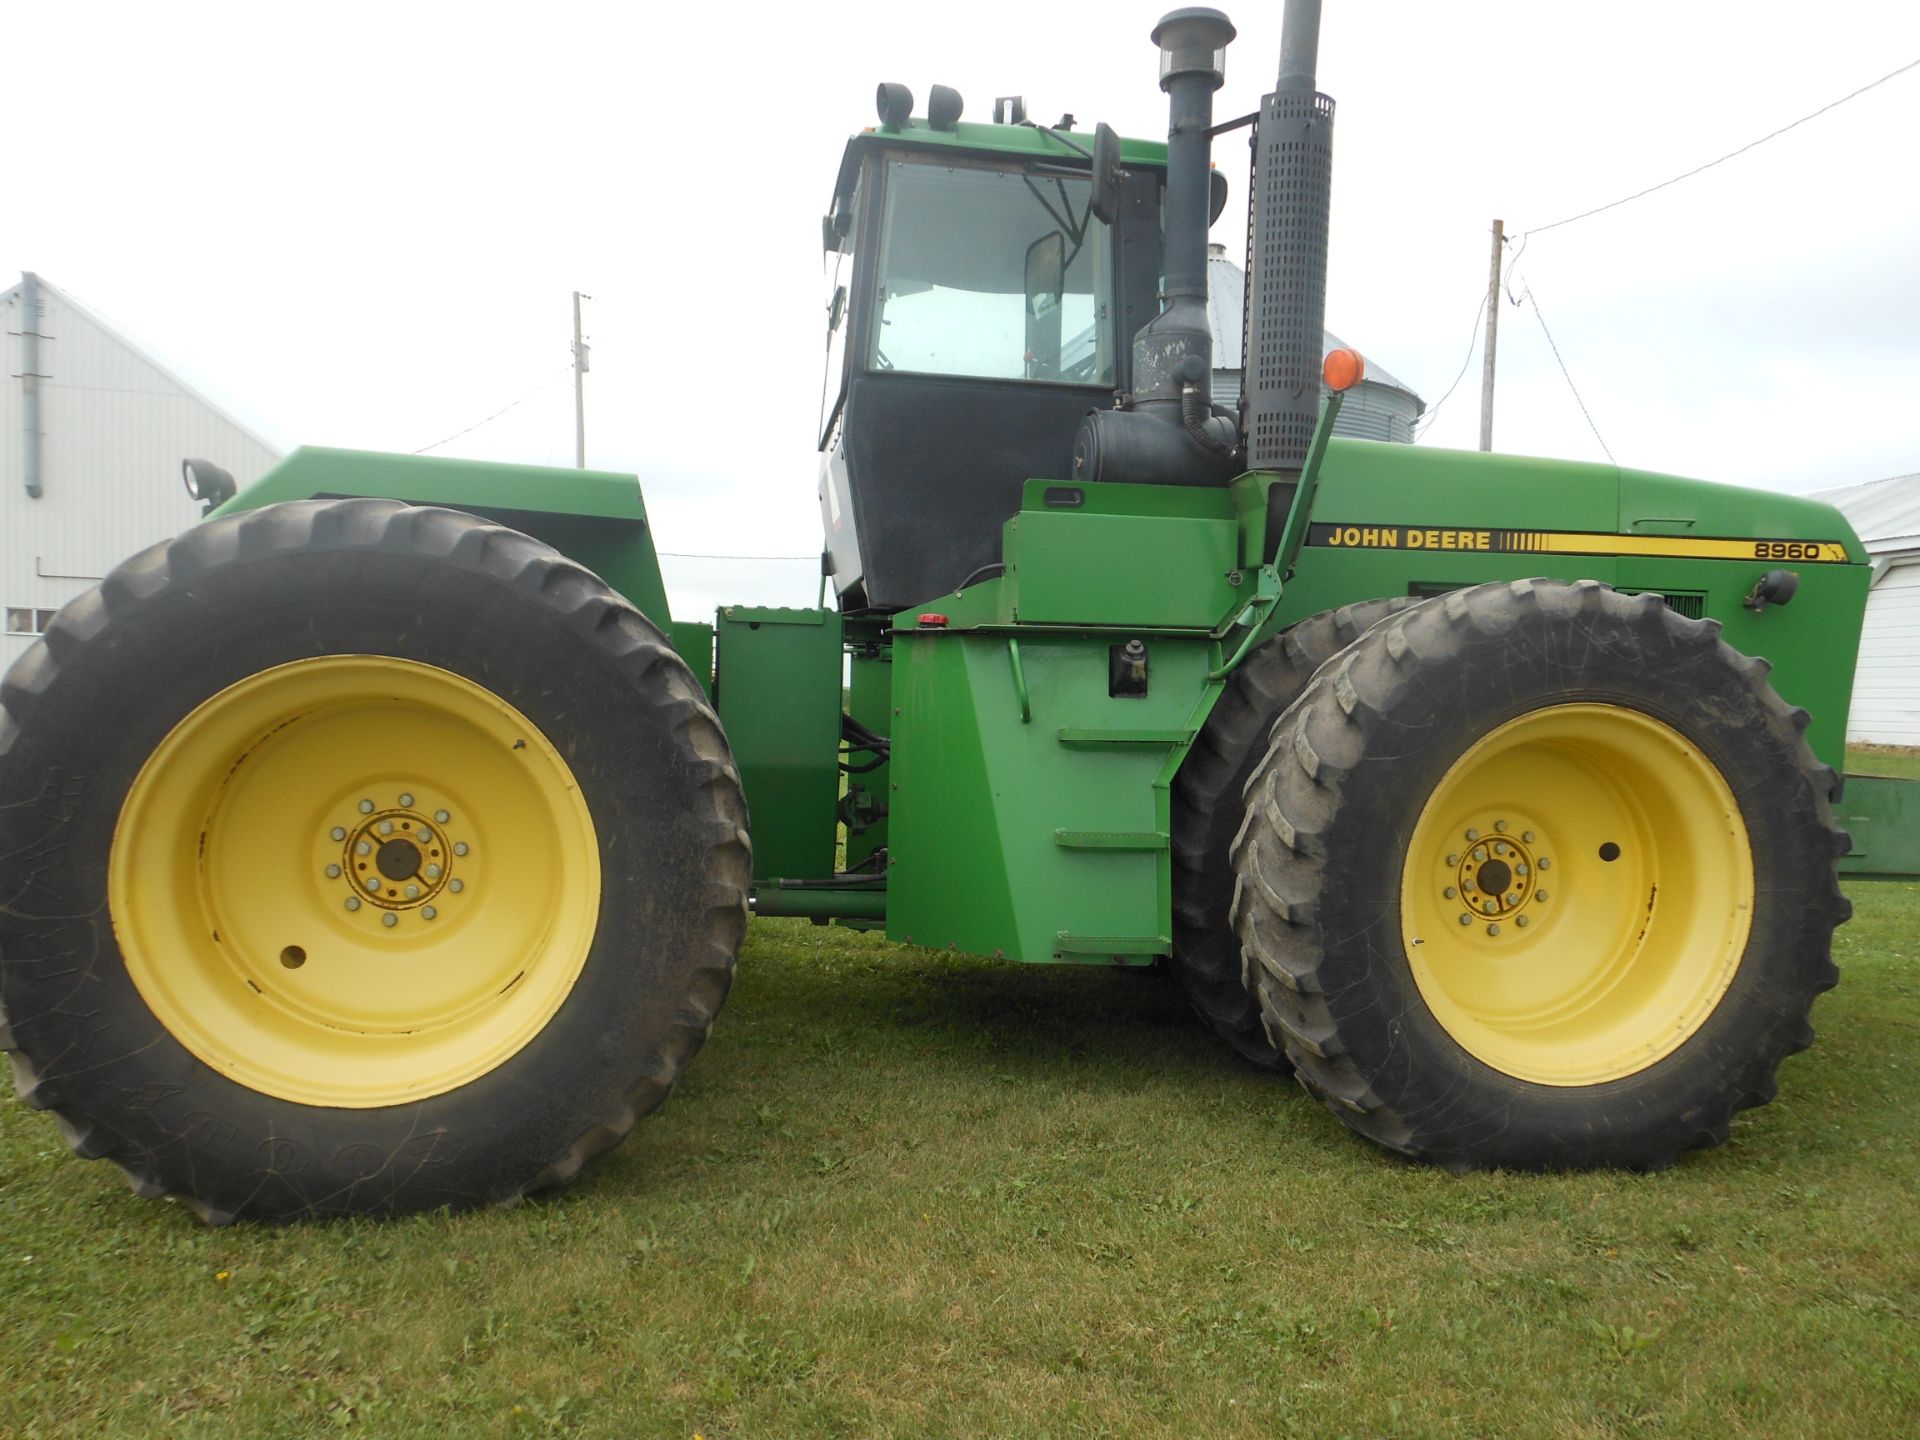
[1209,169,1229,225]
[1089,122,1124,225]
[1024,232,1067,379]
[827,284,847,334]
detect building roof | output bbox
[1205,249,1423,403]
[1813,473,1920,558]
[3,272,281,458]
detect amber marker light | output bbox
[1323,347,1366,391]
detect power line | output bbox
[413,365,572,455]
[1520,283,1615,466]
[1524,54,1920,239]
[1413,286,1491,436]
[1416,232,1536,437]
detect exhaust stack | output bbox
[1072,8,1240,488]
[1242,0,1334,472]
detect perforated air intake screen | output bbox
[1243,90,1335,472]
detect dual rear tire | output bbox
[1190,579,1847,1169]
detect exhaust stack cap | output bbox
[1152,7,1235,91]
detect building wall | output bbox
[2,281,279,664]
[1848,557,1920,747]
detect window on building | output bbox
[4,607,58,636]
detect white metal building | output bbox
[3,273,280,664]
[1817,473,1920,746]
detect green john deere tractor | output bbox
[0,2,1887,1221]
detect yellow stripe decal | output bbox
[1304,523,1850,565]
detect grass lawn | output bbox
[3,885,1916,1438]
[1849,744,1920,781]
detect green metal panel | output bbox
[1260,440,1872,771]
[1003,480,1240,628]
[1837,776,1920,879]
[714,606,844,883]
[888,629,1216,963]
[669,621,715,697]
[211,446,677,647]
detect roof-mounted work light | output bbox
[876,83,914,130]
[182,458,237,515]
[927,84,964,130]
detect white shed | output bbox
[3,273,280,664]
[1816,473,1920,747]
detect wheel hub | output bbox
[329,797,472,923]
[1443,822,1550,933]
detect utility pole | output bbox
[564,289,587,470]
[1478,219,1503,452]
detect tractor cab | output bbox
[817,112,1172,613]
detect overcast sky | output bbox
[10,1,1918,621]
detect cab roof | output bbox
[828,118,1168,216]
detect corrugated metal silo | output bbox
[1206,245,1424,444]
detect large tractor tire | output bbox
[1171,598,1413,1067]
[1232,578,1848,1169]
[0,499,750,1221]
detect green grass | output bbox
[1849,744,1920,781]
[4,885,1918,1438]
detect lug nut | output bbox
[330,826,347,841]
[1472,847,1486,861]
[1465,828,1479,841]
[450,879,465,893]
[1458,914,1472,926]
[1446,853,1460,866]
[345,897,361,912]
[364,877,381,893]
[434,809,450,823]
[359,799,374,814]
[423,905,438,920]
[1536,890,1549,901]
[1443,886,1457,899]
[378,820,394,835]
[453,842,469,856]
[425,864,442,880]
[325,864,341,879]
[1538,858,1551,870]
[399,793,415,807]
[1495,820,1508,833]
[1522,831,1535,843]
[356,841,371,856]
[1516,915,1530,928]
[1482,900,1497,914]
[417,828,433,843]
[382,913,398,928]
[405,884,420,899]
[1516,863,1529,876]
[1487,923,1501,936]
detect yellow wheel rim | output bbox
[1399,704,1753,1085]
[110,656,600,1108]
